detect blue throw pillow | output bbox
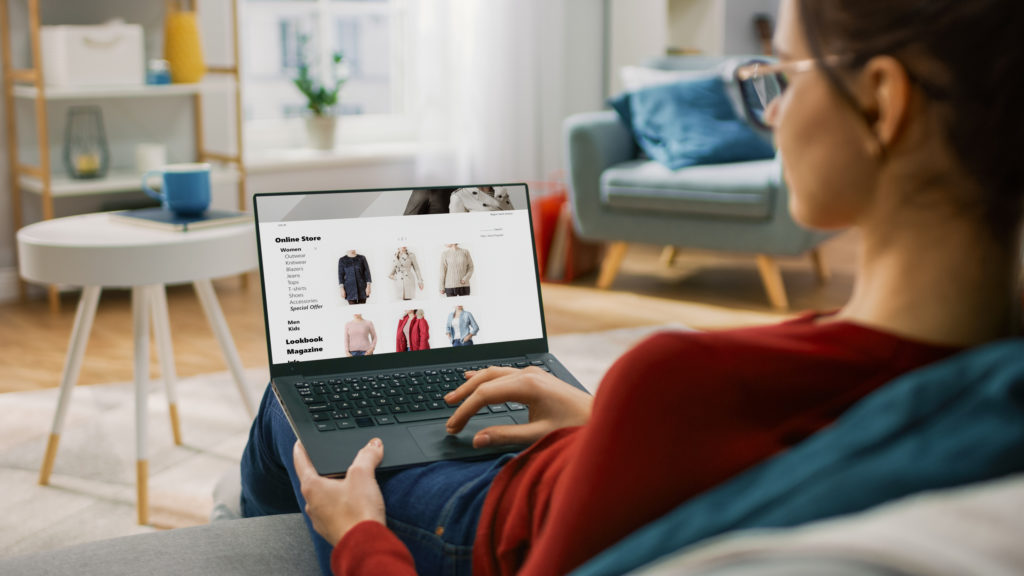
[626,75,775,170]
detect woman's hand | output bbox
[340,287,346,299]
[366,284,372,297]
[445,367,593,448]
[293,439,386,547]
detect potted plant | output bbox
[293,33,347,150]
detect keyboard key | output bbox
[308,404,330,412]
[507,402,527,411]
[488,404,508,413]
[316,422,336,432]
[355,417,375,428]
[312,413,331,422]
[375,416,395,425]
[301,396,318,404]
[515,361,528,368]
[389,404,407,414]
[410,403,426,412]
[353,409,369,418]
[336,401,354,411]
[298,388,312,396]
[337,419,356,429]
[427,400,446,410]
[371,407,386,416]
[331,411,351,419]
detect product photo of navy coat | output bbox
[338,253,372,302]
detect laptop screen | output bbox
[254,185,545,367]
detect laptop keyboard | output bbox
[295,359,549,431]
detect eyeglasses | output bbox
[735,58,823,129]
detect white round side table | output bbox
[17,212,259,526]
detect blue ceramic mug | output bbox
[142,163,211,216]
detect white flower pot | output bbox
[305,116,338,150]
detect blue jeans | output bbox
[240,383,512,576]
[350,350,366,356]
[452,339,474,347]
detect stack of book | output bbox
[110,207,252,232]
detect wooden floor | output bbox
[0,231,858,394]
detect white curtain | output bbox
[408,0,554,186]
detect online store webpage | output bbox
[257,186,543,365]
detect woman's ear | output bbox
[858,55,912,156]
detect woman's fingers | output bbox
[293,441,318,483]
[445,366,519,404]
[473,420,550,448]
[446,376,534,434]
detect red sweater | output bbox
[333,315,959,575]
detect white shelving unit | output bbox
[18,166,240,197]
[12,80,235,100]
[1,0,246,311]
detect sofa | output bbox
[3,339,1024,575]
[565,56,834,309]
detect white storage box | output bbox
[41,24,144,88]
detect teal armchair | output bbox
[563,56,834,310]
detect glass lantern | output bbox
[63,106,110,179]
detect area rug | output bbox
[0,323,688,558]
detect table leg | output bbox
[132,286,151,526]
[39,286,101,486]
[193,279,256,419]
[150,285,182,445]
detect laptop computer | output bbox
[253,184,588,477]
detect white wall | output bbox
[608,0,668,95]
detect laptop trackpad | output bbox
[410,415,517,459]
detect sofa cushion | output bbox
[0,513,319,576]
[600,158,778,220]
[571,339,1024,576]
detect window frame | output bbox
[241,0,414,153]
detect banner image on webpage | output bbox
[257,186,541,364]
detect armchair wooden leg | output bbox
[659,246,678,268]
[597,242,629,289]
[756,254,790,311]
[810,248,830,284]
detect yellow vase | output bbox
[164,9,206,83]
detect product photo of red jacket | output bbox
[396,314,414,352]
[411,314,430,351]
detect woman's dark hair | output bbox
[798,0,1024,242]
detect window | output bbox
[242,0,408,142]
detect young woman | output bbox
[240,1,1024,574]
